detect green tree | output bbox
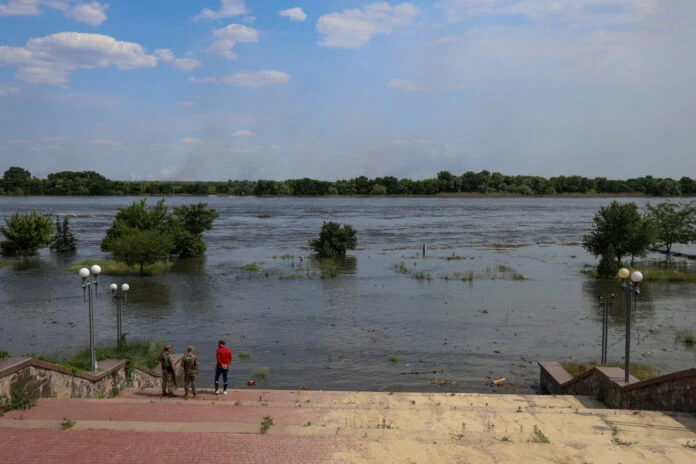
[109,229,173,275]
[50,216,77,254]
[309,222,357,257]
[101,199,218,259]
[2,167,32,195]
[583,201,656,267]
[0,211,55,257]
[596,244,619,278]
[646,201,696,258]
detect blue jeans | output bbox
[215,367,228,391]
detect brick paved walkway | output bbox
[2,389,695,463]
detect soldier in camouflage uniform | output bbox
[182,345,199,398]
[157,344,176,397]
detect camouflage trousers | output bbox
[161,371,175,394]
[184,373,197,395]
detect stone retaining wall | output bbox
[539,362,696,412]
[0,357,162,399]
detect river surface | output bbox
[1,196,695,392]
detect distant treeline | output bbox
[1,166,694,197]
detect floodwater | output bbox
[1,196,695,393]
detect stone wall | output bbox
[0,357,162,399]
[539,362,696,412]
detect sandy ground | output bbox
[2,389,696,463]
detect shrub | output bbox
[309,222,357,257]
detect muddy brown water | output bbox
[1,196,695,393]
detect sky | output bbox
[0,0,694,181]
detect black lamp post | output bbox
[617,267,643,383]
[79,264,102,372]
[109,282,130,347]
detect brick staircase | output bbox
[1,388,695,463]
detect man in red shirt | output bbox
[215,340,232,395]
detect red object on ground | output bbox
[216,346,232,368]
[247,380,256,386]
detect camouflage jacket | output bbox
[158,351,173,371]
[182,353,199,375]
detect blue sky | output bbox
[0,0,694,181]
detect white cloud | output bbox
[155,48,200,72]
[172,58,200,72]
[190,70,290,87]
[194,0,248,22]
[0,1,109,25]
[9,139,30,144]
[67,1,108,26]
[392,139,427,145]
[387,78,421,90]
[0,84,19,96]
[242,15,256,23]
[180,138,203,144]
[155,48,175,62]
[177,101,195,107]
[317,2,419,49]
[41,136,66,141]
[279,7,306,22]
[0,0,66,17]
[233,129,255,137]
[209,24,259,60]
[0,32,157,86]
[433,35,456,45]
[89,138,122,146]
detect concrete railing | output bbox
[539,361,696,412]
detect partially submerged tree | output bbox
[0,211,55,257]
[596,244,619,278]
[101,199,219,270]
[310,222,357,257]
[645,201,696,258]
[583,201,656,268]
[109,229,173,275]
[50,216,77,254]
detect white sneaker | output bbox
[223,391,228,395]
[215,390,220,395]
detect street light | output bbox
[618,267,643,383]
[597,294,614,365]
[110,282,130,347]
[79,264,101,372]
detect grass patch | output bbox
[0,351,9,359]
[238,351,251,360]
[252,366,269,381]
[561,360,661,381]
[500,436,511,442]
[413,271,432,281]
[31,339,165,383]
[304,421,313,427]
[582,268,599,278]
[677,330,696,346]
[260,415,274,434]
[240,263,261,271]
[532,425,550,443]
[641,269,696,283]
[393,262,410,274]
[683,440,696,449]
[440,254,474,261]
[0,259,22,269]
[388,355,400,364]
[66,259,171,276]
[61,418,76,430]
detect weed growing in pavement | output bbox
[61,418,76,430]
[252,366,269,381]
[304,421,313,427]
[260,416,274,434]
[238,351,251,359]
[531,425,550,443]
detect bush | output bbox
[0,211,55,257]
[309,222,357,257]
[596,244,619,278]
[50,216,77,254]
